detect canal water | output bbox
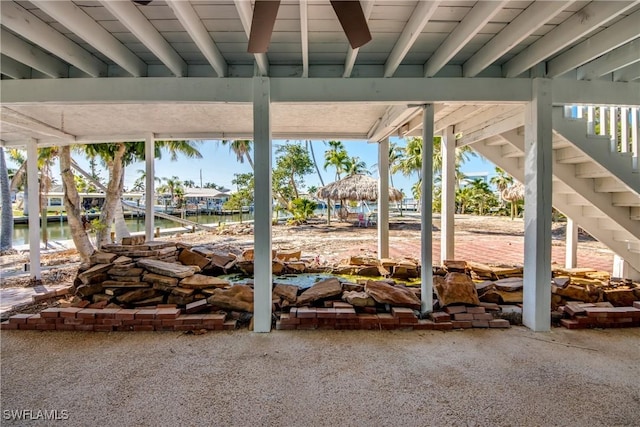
[12,212,254,246]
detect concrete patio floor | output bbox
[1,327,638,426]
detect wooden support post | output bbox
[523,78,552,332]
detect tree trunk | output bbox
[39,161,50,247]
[0,148,14,252]
[114,171,130,242]
[97,143,126,247]
[245,152,255,170]
[308,140,324,186]
[59,146,94,262]
[23,178,29,216]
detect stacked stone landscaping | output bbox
[2,237,639,332]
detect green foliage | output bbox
[224,172,254,223]
[455,178,498,215]
[273,143,314,208]
[287,198,318,224]
[393,136,476,203]
[323,140,349,180]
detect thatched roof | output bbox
[316,174,403,202]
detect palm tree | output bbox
[345,156,368,176]
[466,178,494,215]
[489,167,513,193]
[59,146,95,261]
[132,169,161,192]
[323,140,350,180]
[0,147,14,253]
[388,142,403,189]
[395,136,476,202]
[306,140,324,186]
[78,140,202,247]
[8,149,27,214]
[161,176,184,203]
[222,140,254,169]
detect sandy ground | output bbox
[1,327,639,426]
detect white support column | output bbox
[523,78,553,332]
[253,76,272,333]
[609,106,617,151]
[613,255,640,281]
[440,125,455,264]
[620,107,629,153]
[587,106,594,135]
[26,139,41,280]
[377,138,390,259]
[421,104,434,314]
[631,107,638,169]
[144,134,155,241]
[565,217,578,269]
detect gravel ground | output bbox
[2,327,639,426]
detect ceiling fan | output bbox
[248,0,372,53]
[132,0,372,54]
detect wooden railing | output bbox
[565,105,639,169]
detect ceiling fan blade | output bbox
[330,0,372,49]
[132,0,153,5]
[248,0,281,53]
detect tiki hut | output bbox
[316,174,403,202]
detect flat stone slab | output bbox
[365,280,421,310]
[179,274,230,290]
[297,278,342,306]
[137,259,195,279]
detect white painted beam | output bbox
[145,134,155,241]
[420,104,434,314]
[1,1,106,77]
[551,80,640,107]
[32,0,147,77]
[614,62,640,82]
[457,112,524,147]
[0,28,68,78]
[166,0,227,78]
[343,0,375,78]
[253,76,272,332]
[577,40,640,80]
[547,10,640,77]
[523,78,553,332]
[504,1,638,78]
[26,138,41,280]
[0,54,31,79]
[300,0,309,78]
[2,77,636,107]
[463,1,573,77]
[101,0,187,77]
[234,0,269,76]
[440,125,455,264]
[565,217,578,269]
[270,78,532,103]
[384,1,439,78]
[0,78,253,103]
[378,138,389,258]
[368,105,422,141]
[435,105,487,133]
[424,1,508,77]
[0,107,75,140]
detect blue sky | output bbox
[121,138,497,196]
[7,138,497,197]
